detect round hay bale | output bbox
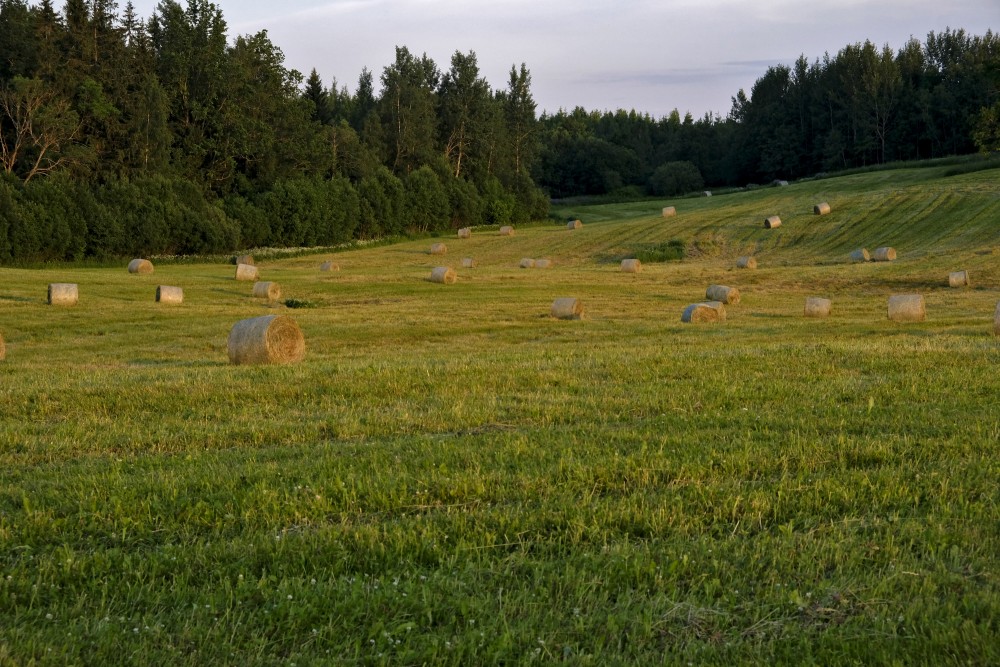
[252,281,281,301]
[872,247,896,262]
[235,263,259,281]
[776,180,789,187]
[48,283,78,306]
[764,216,781,229]
[994,301,1000,336]
[567,219,583,230]
[457,227,472,239]
[156,285,184,305]
[662,206,676,218]
[127,258,154,275]
[551,297,584,320]
[681,301,726,323]
[236,254,254,266]
[814,202,832,215]
[804,297,832,318]
[227,314,304,365]
[320,260,339,272]
[704,191,712,197]
[621,258,641,273]
[430,266,457,284]
[706,284,740,305]
[429,242,447,255]
[520,258,536,269]
[948,270,970,288]
[0,332,5,361]
[736,256,757,269]
[849,248,871,263]
[887,294,925,322]
[461,257,477,268]
[499,225,515,236]
[535,258,553,269]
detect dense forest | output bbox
[0,0,997,262]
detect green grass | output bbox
[1,164,999,665]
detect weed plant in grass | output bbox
[1,164,999,665]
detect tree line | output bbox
[0,1,996,262]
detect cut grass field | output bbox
[1,164,999,665]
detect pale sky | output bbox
[127,0,998,119]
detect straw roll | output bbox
[430,267,457,284]
[706,284,740,305]
[948,270,970,288]
[461,257,477,268]
[662,206,676,218]
[520,258,536,269]
[850,248,871,263]
[458,227,472,239]
[534,258,553,269]
[320,261,339,272]
[804,297,832,318]
[235,263,259,281]
[429,242,447,255]
[48,283,78,306]
[872,247,896,262]
[814,202,832,215]
[155,285,184,304]
[736,256,757,269]
[128,258,154,274]
[764,216,781,229]
[551,297,584,320]
[252,281,281,300]
[887,294,925,322]
[499,226,514,236]
[681,301,726,323]
[567,219,583,229]
[621,258,642,273]
[227,315,305,365]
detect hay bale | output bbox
[236,254,254,266]
[458,227,472,239]
[227,314,304,365]
[520,258,536,269]
[814,202,832,215]
[706,284,740,305]
[235,263,258,281]
[804,297,832,318]
[499,225,514,236]
[461,257,477,268]
[662,206,676,218]
[776,180,789,187]
[551,297,584,320]
[156,285,184,304]
[320,260,339,272]
[681,301,726,323]
[567,219,582,229]
[48,283,78,306]
[872,247,896,262]
[887,294,925,322]
[429,242,447,255]
[764,215,782,229]
[252,281,281,301]
[621,258,641,273]
[127,258,154,275]
[430,266,457,284]
[994,301,1000,336]
[849,248,871,263]
[948,270,970,288]
[0,332,5,361]
[736,256,757,269]
[535,258,553,269]
[704,191,712,197]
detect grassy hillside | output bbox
[1,165,998,665]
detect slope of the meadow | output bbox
[0,165,998,665]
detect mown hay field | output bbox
[1,164,998,665]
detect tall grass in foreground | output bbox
[0,165,998,665]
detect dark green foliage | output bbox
[634,239,685,263]
[647,161,704,196]
[404,166,449,233]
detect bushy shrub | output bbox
[647,161,704,196]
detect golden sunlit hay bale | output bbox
[662,206,676,218]
[850,248,871,263]
[320,260,339,272]
[872,247,896,262]
[567,219,583,229]
[48,283,78,306]
[620,258,641,273]
[156,285,184,304]
[535,258,553,269]
[236,254,254,266]
[814,202,832,215]
[994,302,1000,336]
[0,332,5,361]
[127,258,154,275]
[706,284,740,305]
[461,257,477,268]
[736,256,757,269]
[430,266,457,284]
[948,270,970,288]
[520,258,536,269]
[227,314,304,365]
[252,281,281,300]
[681,301,726,323]
[235,263,258,281]
[499,225,514,236]
[764,216,781,229]
[458,227,472,239]
[804,297,832,318]
[551,297,584,320]
[887,294,925,322]
[429,242,447,255]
